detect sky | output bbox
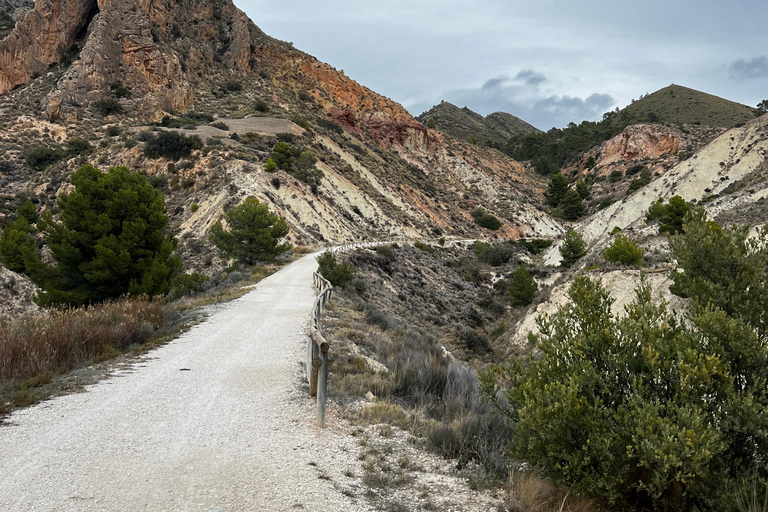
[235,0,768,130]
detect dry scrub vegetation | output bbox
[322,242,597,511]
[0,297,178,415]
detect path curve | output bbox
[0,253,371,511]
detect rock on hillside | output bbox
[542,114,768,267]
[417,101,539,144]
[0,0,563,255]
[0,265,39,317]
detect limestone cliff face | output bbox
[0,0,98,95]
[597,124,681,165]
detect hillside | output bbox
[416,101,539,145]
[623,84,759,128]
[0,0,562,282]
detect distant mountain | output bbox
[624,84,759,129]
[416,101,539,144]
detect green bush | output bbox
[254,99,270,113]
[509,266,537,307]
[598,195,615,210]
[210,197,291,265]
[627,167,653,195]
[485,275,768,511]
[519,239,552,254]
[93,97,123,116]
[559,230,587,267]
[66,137,93,157]
[143,131,202,160]
[316,250,355,288]
[270,141,294,171]
[670,209,768,342]
[645,195,690,234]
[414,241,431,252]
[603,234,644,265]
[23,145,63,171]
[470,208,502,231]
[317,118,344,134]
[35,165,181,307]
[167,272,209,301]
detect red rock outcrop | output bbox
[0,0,98,94]
[598,124,681,165]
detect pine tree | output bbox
[210,197,291,265]
[559,230,587,267]
[37,165,181,307]
[546,172,569,207]
[509,266,538,307]
[558,188,585,220]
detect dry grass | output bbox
[0,296,174,382]
[506,470,594,512]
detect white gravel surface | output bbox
[0,253,373,512]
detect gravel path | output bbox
[0,253,372,512]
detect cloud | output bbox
[514,69,547,87]
[728,56,768,81]
[437,72,615,129]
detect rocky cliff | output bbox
[416,101,539,144]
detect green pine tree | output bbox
[37,165,181,307]
[559,230,587,267]
[558,188,585,220]
[509,266,538,307]
[210,197,291,265]
[546,172,570,207]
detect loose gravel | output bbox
[0,253,373,512]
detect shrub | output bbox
[0,297,173,383]
[414,241,431,252]
[316,250,356,288]
[478,244,513,266]
[210,121,229,131]
[509,266,537,307]
[254,99,270,113]
[0,215,38,274]
[93,97,123,116]
[559,230,587,268]
[66,137,93,157]
[670,209,768,342]
[317,118,344,134]
[167,272,209,301]
[645,195,690,234]
[143,131,202,160]
[23,145,63,171]
[105,125,122,137]
[190,202,199,212]
[270,141,294,171]
[627,167,652,195]
[603,234,644,265]
[220,79,242,93]
[471,208,502,230]
[519,239,552,254]
[609,169,623,182]
[487,275,768,511]
[598,195,615,210]
[210,197,291,265]
[461,327,491,355]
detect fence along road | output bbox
[0,252,371,512]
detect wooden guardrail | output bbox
[308,271,332,428]
[306,237,487,427]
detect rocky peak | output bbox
[416,101,538,144]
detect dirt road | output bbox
[0,253,371,511]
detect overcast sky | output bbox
[235,1,768,130]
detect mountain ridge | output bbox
[416,101,539,145]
